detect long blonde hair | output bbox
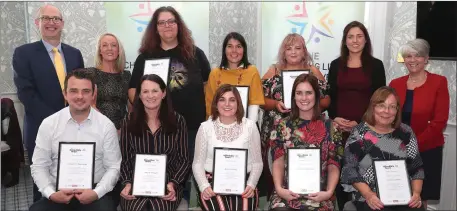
[94,33,126,72]
[276,33,313,70]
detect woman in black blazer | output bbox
[326,21,386,210]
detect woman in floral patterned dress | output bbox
[259,33,330,198]
[268,74,343,211]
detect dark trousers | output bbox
[26,143,42,202]
[354,201,425,211]
[29,195,115,211]
[183,129,198,202]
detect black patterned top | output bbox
[88,67,131,129]
[340,122,424,202]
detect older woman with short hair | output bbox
[389,38,450,208]
[341,86,425,211]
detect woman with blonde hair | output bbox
[259,33,330,198]
[89,32,131,131]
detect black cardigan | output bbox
[327,57,386,119]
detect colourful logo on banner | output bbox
[286,2,335,44]
[129,2,155,32]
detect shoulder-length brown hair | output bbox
[276,33,313,70]
[339,21,373,72]
[362,86,402,129]
[290,74,321,121]
[139,6,195,62]
[211,84,244,123]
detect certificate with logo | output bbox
[212,147,248,195]
[281,70,310,109]
[287,148,321,195]
[235,86,250,118]
[143,58,171,85]
[132,154,167,197]
[373,160,411,206]
[56,142,95,190]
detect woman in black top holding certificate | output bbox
[192,84,263,211]
[119,74,191,211]
[341,87,424,211]
[128,6,211,165]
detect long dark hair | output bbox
[290,74,321,121]
[139,6,195,62]
[339,21,373,72]
[219,32,251,69]
[128,74,177,135]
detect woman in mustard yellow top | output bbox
[205,32,265,122]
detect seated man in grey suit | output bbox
[29,69,121,211]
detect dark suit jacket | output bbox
[12,40,84,151]
[327,57,386,120]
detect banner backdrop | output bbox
[104,2,209,71]
[261,2,365,76]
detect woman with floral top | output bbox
[268,74,343,211]
[260,33,330,199]
[341,86,425,211]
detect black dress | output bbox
[88,67,131,129]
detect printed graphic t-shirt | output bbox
[129,46,211,130]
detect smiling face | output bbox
[294,81,316,114]
[403,52,428,74]
[139,80,166,111]
[99,35,119,63]
[225,38,244,66]
[345,27,366,54]
[157,11,178,42]
[64,77,94,114]
[217,91,238,119]
[36,5,64,41]
[373,94,398,128]
[285,41,306,66]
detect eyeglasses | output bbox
[39,16,63,24]
[375,103,398,112]
[157,19,177,27]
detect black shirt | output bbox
[129,46,211,130]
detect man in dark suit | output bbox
[12,4,84,202]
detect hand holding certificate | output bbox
[56,142,95,190]
[144,58,171,85]
[132,154,167,197]
[287,148,321,195]
[373,160,412,206]
[281,70,310,109]
[212,148,248,195]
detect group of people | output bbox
[12,4,450,211]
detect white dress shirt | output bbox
[192,117,263,192]
[31,107,121,199]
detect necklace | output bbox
[408,72,427,83]
[216,64,245,86]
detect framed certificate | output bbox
[235,86,250,118]
[212,147,248,195]
[143,58,171,85]
[281,70,310,109]
[373,159,412,206]
[287,148,321,195]
[132,154,167,197]
[56,142,95,190]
